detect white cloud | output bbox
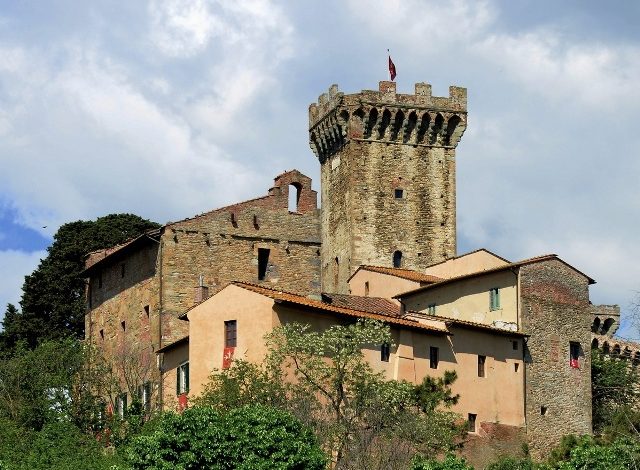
[0,249,45,320]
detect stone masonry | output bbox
[519,259,593,458]
[84,170,320,407]
[309,81,467,293]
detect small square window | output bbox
[381,343,390,362]
[541,406,548,416]
[430,346,439,369]
[394,189,404,199]
[467,413,477,433]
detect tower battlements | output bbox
[309,82,467,162]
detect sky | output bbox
[0,0,639,337]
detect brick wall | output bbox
[519,259,592,458]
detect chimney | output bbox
[194,274,209,304]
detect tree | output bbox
[1,214,159,350]
[591,349,640,434]
[126,405,327,470]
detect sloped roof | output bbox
[84,229,161,272]
[395,254,595,298]
[408,311,528,337]
[320,293,400,317]
[156,335,189,354]
[423,248,511,269]
[226,282,450,334]
[349,265,443,283]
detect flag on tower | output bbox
[388,54,397,81]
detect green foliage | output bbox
[485,456,548,470]
[555,437,640,470]
[414,370,460,413]
[0,418,125,470]
[0,213,159,350]
[411,454,473,470]
[126,405,326,470]
[591,349,639,433]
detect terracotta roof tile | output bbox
[320,293,400,317]
[231,282,449,334]
[408,311,528,337]
[351,265,443,283]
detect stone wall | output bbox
[309,81,467,293]
[519,259,593,458]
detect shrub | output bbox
[412,454,473,470]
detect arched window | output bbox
[288,184,301,212]
[591,338,599,349]
[393,250,403,268]
[591,317,601,333]
[602,318,615,334]
[612,344,621,356]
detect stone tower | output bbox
[309,81,467,293]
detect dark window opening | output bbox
[121,264,125,278]
[116,393,127,418]
[288,184,301,212]
[225,320,237,348]
[394,188,404,199]
[99,329,104,340]
[144,305,150,317]
[120,320,126,332]
[253,214,259,229]
[381,343,390,362]
[430,346,439,369]
[467,413,477,433]
[334,257,339,288]
[230,212,237,227]
[258,248,270,280]
[570,342,580,368]
[541,406,547,416]
[364,281,370,297]
[138,382,152,414]
[514,363,519,372]
[512,341,518,350]
[427,303,436,315]
[478,355,486,377]
[393,250,403,268]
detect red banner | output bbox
[178,393,188,411]
[570,358,579,369]
[223,346,235,369]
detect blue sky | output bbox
[0,0,639,337]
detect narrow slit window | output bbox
[380,343,390,362]
[121,264,126,278]
[364,281,370,297]
[489,287,500,310]
[225,320,237,348]
[258,248,270,280]
[478,355,486,377]
[512,340,518,350]
[99,329,104,340]
[120,320,126,332]
[393,250,403,268]
[144,305,150,317]
[430,346,439,369]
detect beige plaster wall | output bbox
[402,270,518,327]
[186,285,276,398]
[348,269,420,301]
[424,250,509,279]
[160,341,189,411]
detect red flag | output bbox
[388,55,396,81]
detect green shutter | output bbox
[176,366,180,396]
[185,362,190,393]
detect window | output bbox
[467,413,477,433]
[253,214,259,228]
[393,250,403,268]
[120,320,126,332]
[230,212,237,227]
[489,287,500,311]
[514,363,519,372]
[394,188,404,199]
[115,393,127,418]
[334,257,339,287]
[99,329,104,340]
[541,406,548,416]
[225,320,237,348]
[121,264,126,278]
[427,303,436,315]
[177,362,189,395]
[138,382,152,413]
[258,248,270,280]
[381,343,390,362]
[144,305,150,317]
[364,281,369,297]
[512,340,518,350]
[570,342,580,368]
[288,184,301,212]
[430,346,439,369]
[478,355,486,377]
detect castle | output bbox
[84,80,620,462]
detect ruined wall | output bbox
[591,304,620,337]
[310,81,467,293]
[519,259,593,458]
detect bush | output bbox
[126,405,326,470]
[486,456,549,470]
[555,437,640,470]
[412,454,473,470]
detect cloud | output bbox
[0,249,45,321]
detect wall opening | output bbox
[364,281,369,297]
[467,414,477,433]
[334,257,339,288]
[394,188,404,199]
[541,406,548,416]
[288,184,301,212]
[380,343,390,362]
[225,320,237,348]
[602,317,615,334]
[478,355,486,377]
[430,346,439,369]
[258,248,270,280]
[393,250,403,268]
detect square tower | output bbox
[309,81,467,293]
